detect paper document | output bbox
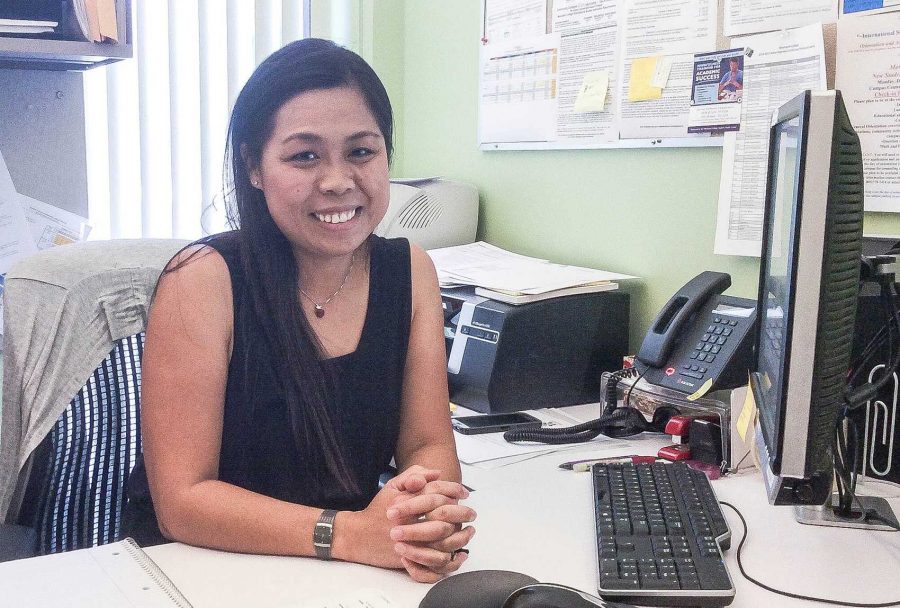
[0,148,90,268]
[428,241,635,295]
[483,0,548,43]
[552,0,620,142]
[724,0,838,37]
[292,588,395,608]
[479,34,561,144]
[21,193,91,249]
[714,24,826,256]
[0,149,35,275]
[836,12,900,212]
[0,192,38,276]
[0,147,14,193]
[617,0,718,139]
[0,275,6,338]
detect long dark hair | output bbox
[224,38,394,496]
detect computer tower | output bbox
[850,281,900,485]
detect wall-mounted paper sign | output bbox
[688,48,744,134]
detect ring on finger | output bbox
[449,548,470,561]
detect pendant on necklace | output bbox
[314,304,326,318]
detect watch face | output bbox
[313,510,337,559]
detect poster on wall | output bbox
[479,34,561,144]
[724,0,838,37]
[688,49,745,134]
[714,24,827,256]
[836,13,900,212]
[477,0,725,149]
[616,0,719,139]
[842,0,900,15]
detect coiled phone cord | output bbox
[503,368,677,444]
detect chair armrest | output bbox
[0,523,37,562]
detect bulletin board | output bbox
[477,0,841,151]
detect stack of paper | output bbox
[0,149,91,278]
[428,241,636,305]
[0,18,57,34]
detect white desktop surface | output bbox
[3,433,899,607]
[151,433,900,608]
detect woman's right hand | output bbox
[332,466,474,582]
[332,466,443,570]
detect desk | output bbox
[2,434,899,607]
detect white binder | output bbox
[0,538,192,607]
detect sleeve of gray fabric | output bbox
[0,239,187,521]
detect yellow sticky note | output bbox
[574,71,609,113]
[737,379,758,442]
[686,378,713,402]
[628,56,663,102]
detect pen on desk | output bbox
[559,455,659,472]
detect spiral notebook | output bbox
[0,537,193,607]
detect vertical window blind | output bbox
[83,0,309,241]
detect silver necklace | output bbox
[298,252,355,319]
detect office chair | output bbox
[0,239,187,561]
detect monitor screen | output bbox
[756,114,801,470]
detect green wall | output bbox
[372,1,900,350]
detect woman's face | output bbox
[250,85,390,261]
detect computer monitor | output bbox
[750,90,897,528]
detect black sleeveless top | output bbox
[123,232,412,546]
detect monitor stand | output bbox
[795,494,899,530]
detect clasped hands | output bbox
[346,465,476,583]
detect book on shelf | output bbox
[67,0,118,43]
[475,281,619,305]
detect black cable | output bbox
[719,501,900,607]
[624,366,646,409]
[846,282,900,409]
[503,368,656,444]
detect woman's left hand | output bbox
[385,474,477,581]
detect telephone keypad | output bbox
[684,317,738,378]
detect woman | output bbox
[123,38,475,583]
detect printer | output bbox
[442,286,630,413]
[375,179,479,249]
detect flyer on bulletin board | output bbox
[688,49,744,134]
[842,0,900,15]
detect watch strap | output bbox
[313,509,338,560]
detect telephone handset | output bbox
[637,272,732,368]
[635,271,757,395]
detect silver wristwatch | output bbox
[313,509,338,560]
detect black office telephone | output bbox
[634,271,757,395]
[502,272,757,446]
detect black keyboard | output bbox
[592,462,735,607]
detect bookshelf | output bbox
[0,0,131,71]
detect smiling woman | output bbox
[121,38,475,583]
